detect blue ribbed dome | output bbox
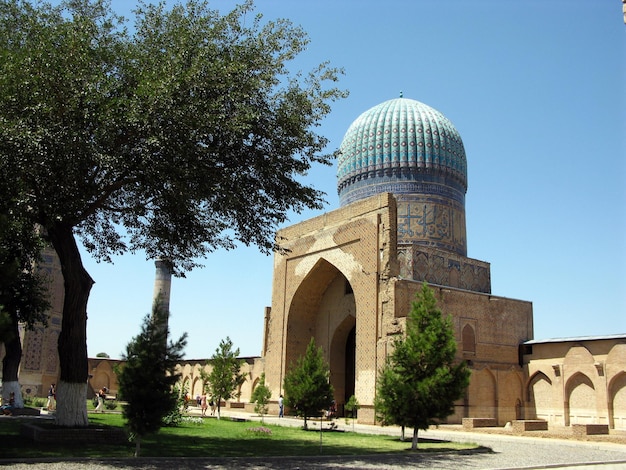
[337,98,467,206]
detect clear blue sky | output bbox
[70,0,625,359]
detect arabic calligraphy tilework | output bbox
[396,195,467,256]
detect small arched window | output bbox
[462,324,476,354]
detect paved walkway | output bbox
[3,409,626,469]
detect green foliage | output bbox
[22,395,45,407]
[250,373,272,420]
[283,337,334,430]
[0,0,347,271]
[117,301,187,455]
[0,0,345,423]
[201,337,246,418]
[375,282,470,449]
[161,384,187,427]
[0,310,13,344]
[96,352,110,358]
[104,400,118,411]
[345,395,360,418]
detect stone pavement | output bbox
[3,408,626,469]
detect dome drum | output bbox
[396,194,467,256]
[338,169,466,207]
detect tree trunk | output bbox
[2,381,23,409]
[55,381,88,426]
[134,435,141,457]
[411,427,419,450]
[47,224,93,427]
[1,317,24,407]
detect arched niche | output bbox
[608,371,626,429]
[565,372,595,425]
[526,371,552,420]
[462,323,476,354]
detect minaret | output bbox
[152,258,173,328]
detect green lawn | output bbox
[0,412,478,460]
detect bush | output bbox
[33,398,45,408]
[23,396,46,408]
[161,384,187,427]
[105,400,118,411]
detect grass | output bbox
[0,412,478,460]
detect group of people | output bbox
[196,394,216,416]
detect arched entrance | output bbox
[285,259,356,415]
[329,317,356,416]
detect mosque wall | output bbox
[173,356,264,411]
[87,358,124,399]
[398,244,491,294]
[392,280,533,425]
[523,338,626,429]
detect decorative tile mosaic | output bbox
[338,97,467,206]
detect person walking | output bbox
[46,384,56,411]
[278,395,284,418]
[94,387,107,413]
[200,394,208,416]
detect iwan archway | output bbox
[285,258,356,414]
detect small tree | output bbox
[283,337,333,430]
[250,372,272,422]
[344,394,360,430]
[201,337,246,419]
[117,301,187,457]
[375,282,470,450]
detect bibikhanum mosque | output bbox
[7,97,626,432]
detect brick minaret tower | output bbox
[152,258,173,328]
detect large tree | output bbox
[0,0,345,426]
[374,282,470,450]
[283,337,334,430]
[201,336,246,419]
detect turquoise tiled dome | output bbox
[337,98,467,206]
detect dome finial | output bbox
[399,90,403,98]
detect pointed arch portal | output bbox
[285,259,356,414]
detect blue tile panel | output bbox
[396,194,467,256]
